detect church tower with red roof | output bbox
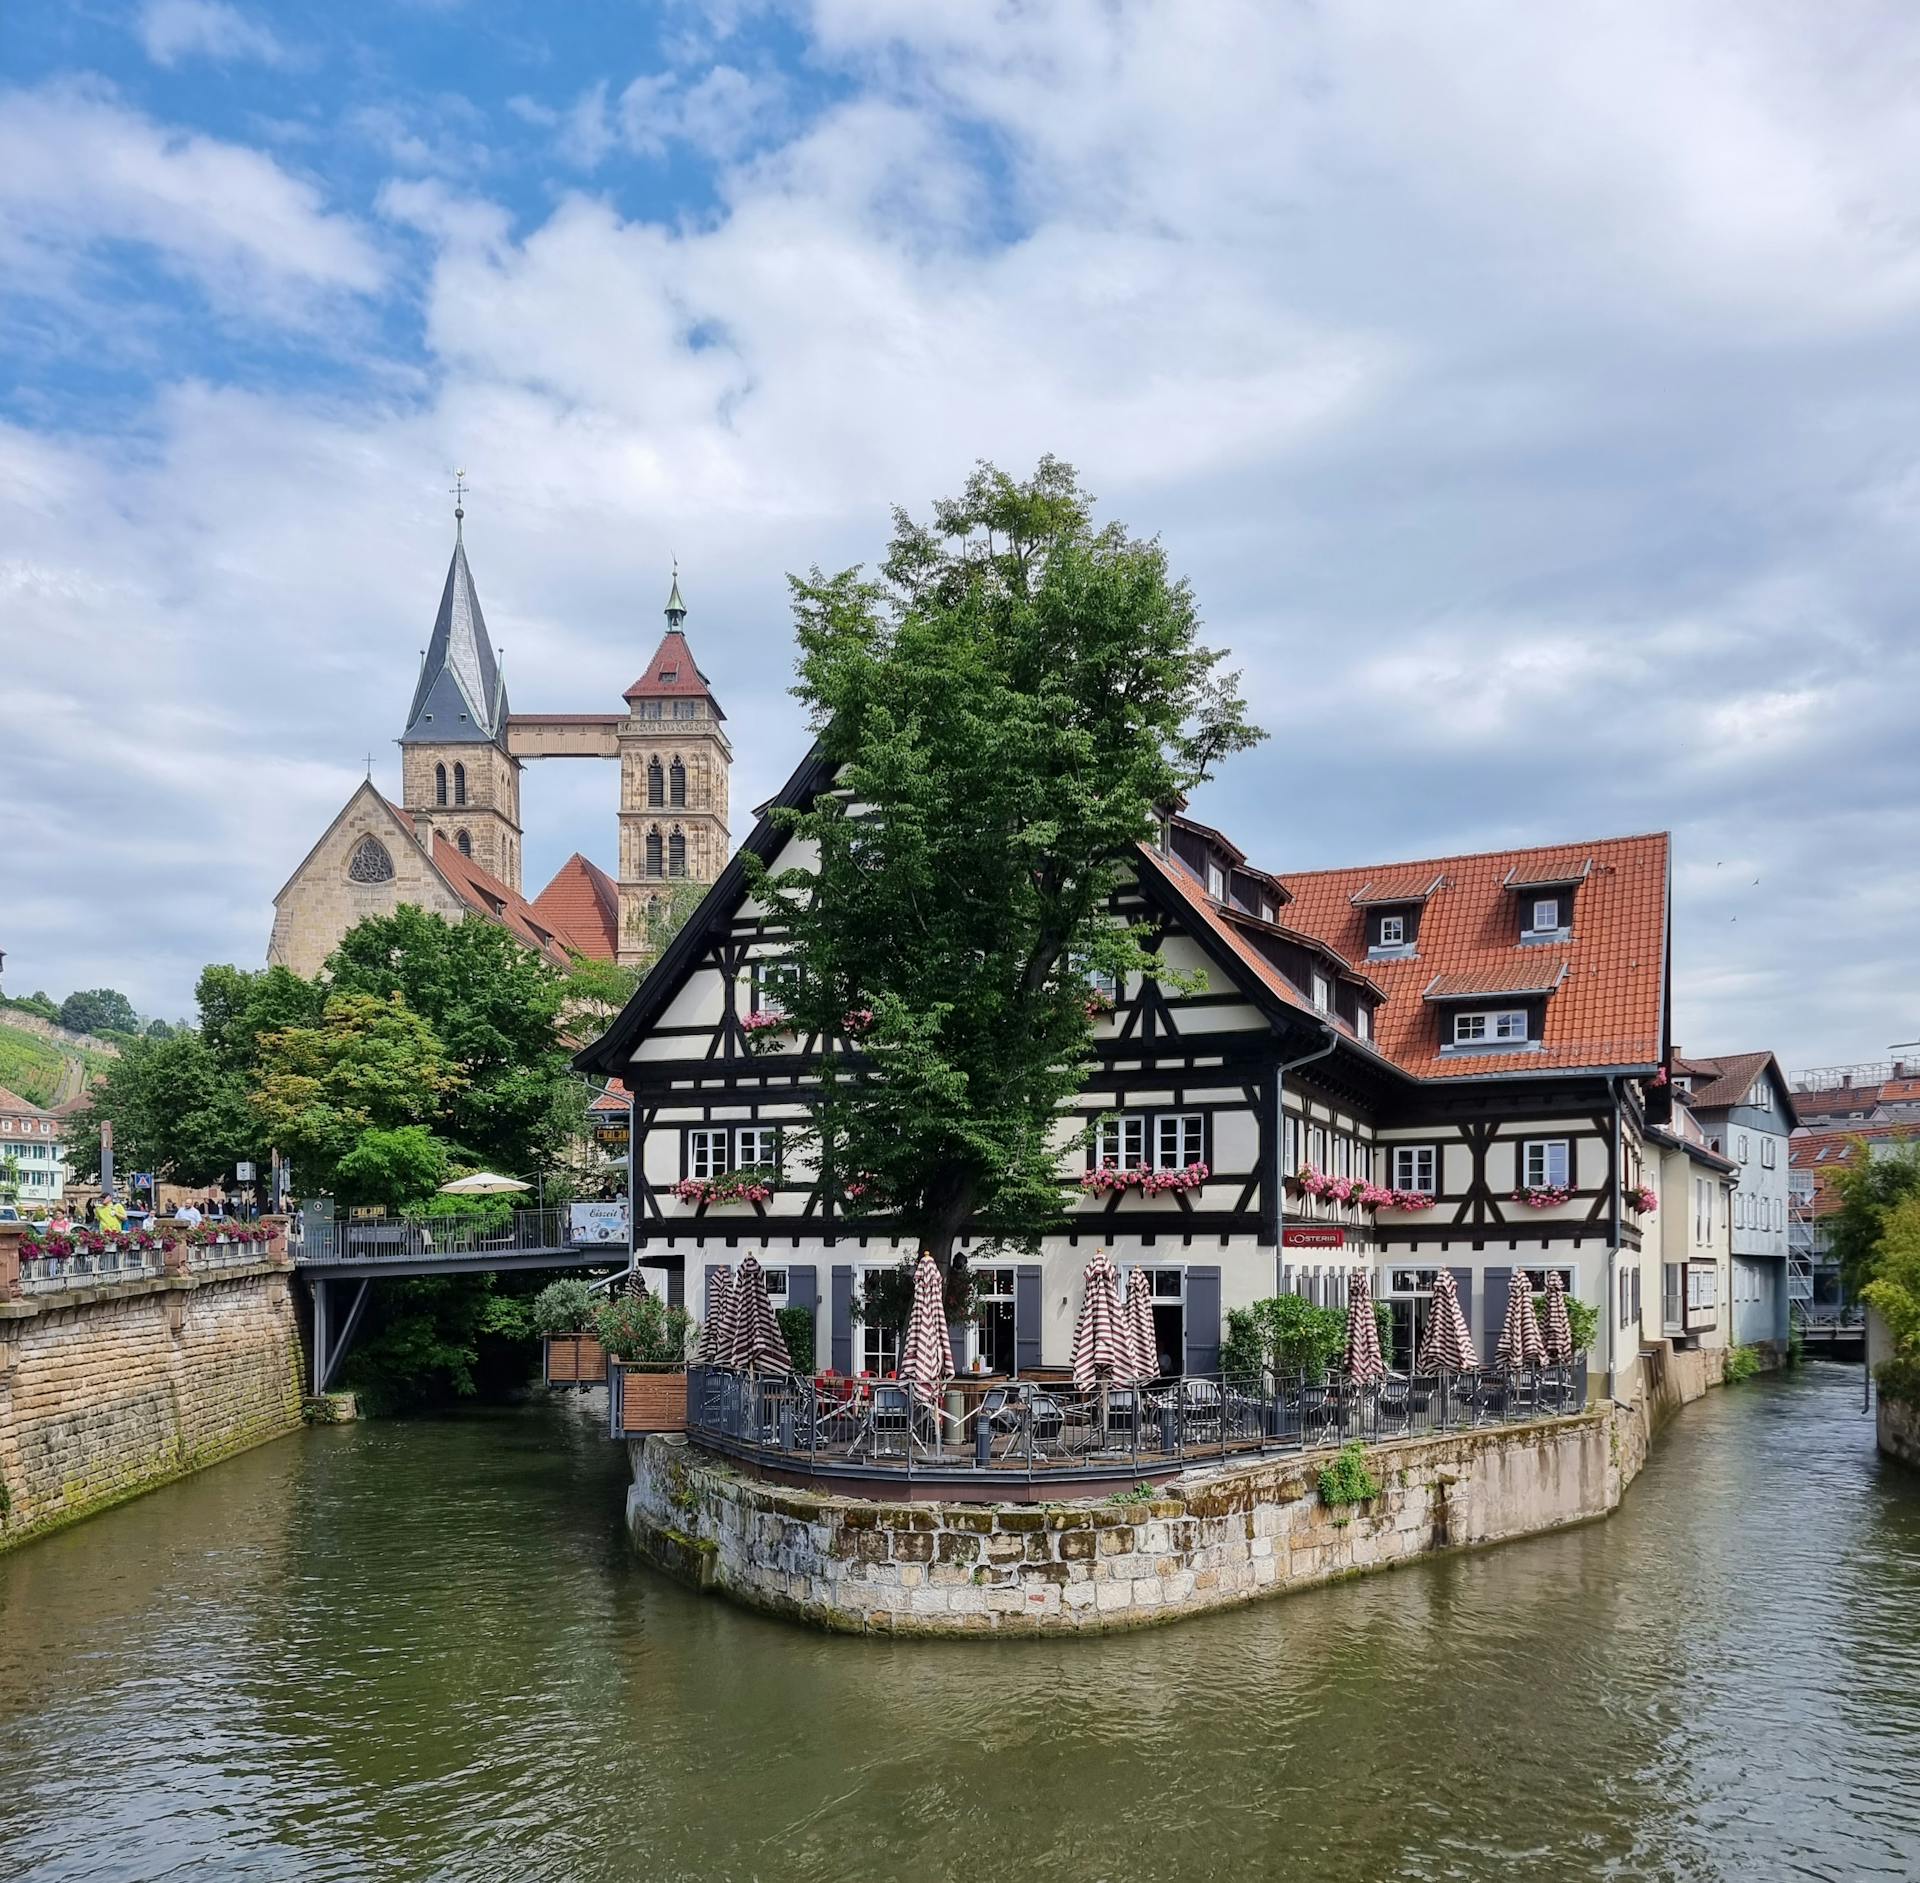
[614,574,731,964]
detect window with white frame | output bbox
[1453,1009,1527,1045]
[1391,1144,1437,1193]
[1356,1005,1372,1043]
[1312,971,1332,1012]
[1762,1138,1776,1168]
[1206,861,1226,900]
[1523,1139,1570,1188]
[1088,966,1121,1004]
[753,958,801,1014]
[1309,1124,1327,1170]
[1155,1113,1205,1170]
[1748,1077,1771,1111]
[735,1125,778,1171]
[1738,1132,1750,1163]
[1379,914,1405,947]
[1529,897,1560,934]
[1284,1113,1299,1170]
[688,1128,731,1180]
[1096,1115,1148,1168]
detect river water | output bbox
[1,1365,1915,1883]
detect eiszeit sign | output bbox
[569,1201,629,1246]
[1282,1226,1346,1249]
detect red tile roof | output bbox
[1280,833,1668,1079]
[1790,1122,1920,1215]
[531,852,621,962]
[1137,842,1310,1018]
[1349,872,1446,906]
[1501,851,1593,888]
[589,1078,631,1114]
[623,629,722,713]
[1423,961,1570,1000]
[0,1084,48,1116]
[1671,1049,1783,1113]
[428,834,576,970]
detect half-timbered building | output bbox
[577,745,1680,1402]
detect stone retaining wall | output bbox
[0,1266,304,1548]
[1878,1392,1920,1469]
[627,1408,1634,1636]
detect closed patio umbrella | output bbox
[1416,1268,1476,1373]
[723,1254,792,1373]
[898,1251,955,1405]
[1342,1266,1386,1385]
[697,1266,734,1364]
[1070,1250,1125,1390]
[1540,1270,1575,1365]
[1122,1268,1160,1384]
[1496,1269,1547,1369]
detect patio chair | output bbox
[1297,1379,1343,1449]
[1023,1391,1068,1458]
[1177,1377,1224,1448]
[1475,1370,1509,1425]
[852,1384,931,1462]
[1377,1372,1413,1437]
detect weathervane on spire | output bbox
[450,468,469,539]
[665,556,687,628]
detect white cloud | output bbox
[137,0,287,69]
[0,83,384,322]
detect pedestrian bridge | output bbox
[295,1206,629,1394]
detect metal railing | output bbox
[675,1358,1591,1485]
[20,1246,163,1294]
[294,1207,569,1266]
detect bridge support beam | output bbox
[311,1276,372,1396]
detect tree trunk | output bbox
[921,1167,979,1278]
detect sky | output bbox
[3,0,1917,1071]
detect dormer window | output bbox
[1530,898,1557,933]
[1454,1008,1527,1045]
[1356,1005,1372,1043]
[1258,897,1274,922]
[1312,971,1332,1012]
[1207,861,1226,900]
[659,668,679,683]
[1379,914,1405,947]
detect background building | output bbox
[0,1085,67,1212]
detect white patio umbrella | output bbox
[898,1252,955,1405]
[438,1172,531,1195]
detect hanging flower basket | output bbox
[1627,1183,1658,1214]
[673,1173,774,1207]
[1079,1161,1210,1196]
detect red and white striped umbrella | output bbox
[1343,1266,1386,1385]
[722,1253,793,1373]
[1071,1250,1125,1390]
[697,1266,734,1363]
[1496,1269,1547,1369]
[1540,1270,1575,1364]
[898,1252,955,1404]
[1122,1268,1160,1384]
[1416,1268,1476,1373]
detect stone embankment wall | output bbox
[1878,1393,1920,1469]
[0,1227,304,1550]
[627,1409,1633,1636]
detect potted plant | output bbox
[534,1277,606,1386]
[599,1290,697,1433]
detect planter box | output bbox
[543,1333,608,1387]
[610,1364,688,1436]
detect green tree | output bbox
[64,1030,256,1187]
[751,458,1263,1271]
[324,908,571,1175]
[251,992,465,1206]
[1826,1139,1920,1298]
[59,988,139,1037]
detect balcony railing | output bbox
[294,1208,569,1265]
[668,1359,1591,1486]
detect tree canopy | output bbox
[1825,1139,1920,1298]
[750,458,1264,1269]
[58,988,139,1037]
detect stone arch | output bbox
[457,829,472,858]
[347,835,395,884]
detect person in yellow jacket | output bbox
[96,1196,125,1234]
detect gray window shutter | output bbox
[1014,1265,1043,1374]
[1185,1265,1222,1376]
[1482,1267,1511,1366]
[1449,1267,1475,1341]
[703,1264,725,1325]
[831,1265,854,1374]
[788,1264,818,1370]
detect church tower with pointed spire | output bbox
[614,572,732,964]
[398,501,525,889]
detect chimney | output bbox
[1842,1072,1853,1087]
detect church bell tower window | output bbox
[454,762,467,806]
[670,758,687,808]
[669,830,687,877]
[435,763,447,806]
[647,758,664,807]
[645,828,663,877]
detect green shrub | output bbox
[1104,1482,1157,1506]
[1222,1295,1350,1380]
[1877,1353,1920,1407]
[531,1277,597,1338]
[1533,1292,1599,1355]
[595,1291,695,1364]
[1317,1442,1380,1507]
[1724,1344,1762,1384]
[775,1305,816,1373]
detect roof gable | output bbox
[624,627,723,715]
[531,853,621,961]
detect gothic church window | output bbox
[647,758,664,807]
[435,763,447,806]
[457,830,472,858]
[454,763,467,806]
[645,829,663,877]
[670,757,687,807]
[348,836,396,884]
[669,830,687,877]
